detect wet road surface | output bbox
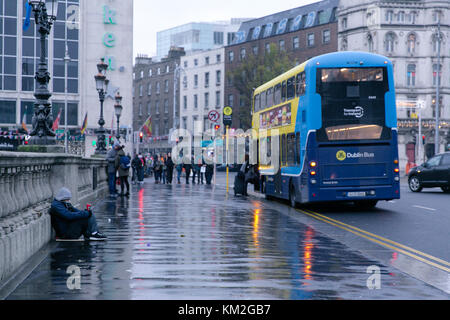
[6,174,449,299]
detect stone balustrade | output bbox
[0,152,108,288]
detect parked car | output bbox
[408,152,450,193]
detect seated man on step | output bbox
[49,187,107,241]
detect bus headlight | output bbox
[311,179,317,184]
[394,177,400,182]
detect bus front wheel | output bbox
[289,184,298,208]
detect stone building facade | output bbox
[224,0,339,129]
[337,0,450,168]
[132,48,185,155]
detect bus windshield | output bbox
[316,67,390,142]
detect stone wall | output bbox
[0,152,108,287]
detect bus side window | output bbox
[299,72,306,96]
[295,132,300,164]
[274,84,281,105]
[287,77,295,100]
[281,134,287,166]
[268,87,274,108]
[296,73,301,96]
[281,81,287,103]
[287,133,296,165]
[254,94,260,112]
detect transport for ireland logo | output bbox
[336,150,347,161]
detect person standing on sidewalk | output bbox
[106,142,121,198]
[115,146,131,197]
[183,158,192,185]
[136,153,146,185]
[166,152,174,184]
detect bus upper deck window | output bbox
[274,84,281,105]
[282,81,287,102]
[287,77,295,100]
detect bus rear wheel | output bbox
[354,200,378,210]
[289,184,298,208]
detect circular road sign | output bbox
[208,110,220,122]
[223,106,233,116]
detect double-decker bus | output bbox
[252,51,400,209]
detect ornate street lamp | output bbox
[94,58,109,154]
[28,0,59,145]
[114,92,123,141]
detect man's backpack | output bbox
[120,156,131,170]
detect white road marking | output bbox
[412,205,436,212]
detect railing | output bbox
[0,152,108,287]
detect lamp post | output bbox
[94,58,109,154]
[64,45,70,153]
[28,0,59,145]
[433,13,442,155]
[114,92,123,141]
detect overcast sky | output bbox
[133,0,318,58]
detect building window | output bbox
[228,51,234,63]
[385,10,393,22]
[228,94,234,107]
[183,76,188,89]
[140,70,144,79]
[342,17,347,29]
[214,31,224,45]
[148,83,152,95]
[322,29,330,44]
[216,54,221,63]
[183,96,187,109]
[433,64,442,86]
[265,43,271,53]
[194,59,198,66]
[0,101,17,124]
[398,11,405,22]
[279,40,285,51]
[155,100,160,114]
[407,33,416,53]
[252,46,259,55]
[204,92,209,109]
[240,48,246,61]
[307,33,315,47]
[166,65,170,73]
[216,91,221,108]
[139,103,143,116]
[293,36,299,50]
[147,102,151,115]
[432,33,442,53]
[409,11,417,24]
[139,85,143,97]
[205,56,210,65]
[407,64,416,86]
[205,72,209,88]
[157,67,161,75]
[164,99,169,113]
[385,32,395,53]
[156,82,160,94]
[432,96,443,118]
[194,74,198,88]
[367,34,374,52]
[182,117,187,129]
[194,94,198,109]
[216,70,221,85]
[164,79,169,93]
[184,61,188,68]
[149,69,152,77]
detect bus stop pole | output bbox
[226,125,229,194]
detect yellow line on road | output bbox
[296,208,450,273]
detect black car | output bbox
[408,152,450,193]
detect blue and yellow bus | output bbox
[252,51,400,209]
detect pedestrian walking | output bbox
[191,155,199,184]
[49,187,107,241]
[161,155,167,184]
[166,152,174,184]
[183,159,192,185]
[137,153,146,185]
[153,155,161,183]
[176,163,183,184]
[131,154,140,185]
[106,142,121,198]
[115,146,131,197]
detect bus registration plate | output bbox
[347,192,366,197]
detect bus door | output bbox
[274,135,283,196]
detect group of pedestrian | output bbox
[175,155,214,185]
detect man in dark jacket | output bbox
[115,147,130,196]
[106,142,121,197]
[49,187,107,241]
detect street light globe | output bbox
[94,73,106,91]
[44,0,59,19]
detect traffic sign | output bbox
[223,106,232,126]
[208,110,220,123]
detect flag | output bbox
[23,2,32,31]
[80,113,88,135]
[21,113,28,134]
[142,116,152,137]
[52,109,62,131]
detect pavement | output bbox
[5,172,449,300]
